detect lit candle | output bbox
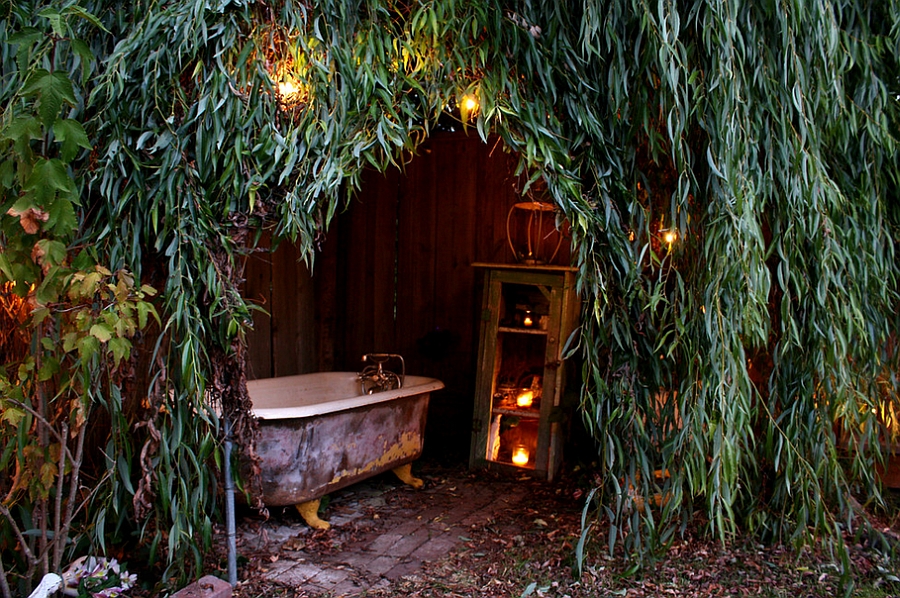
[523,311,534,327]
[512,446,530,466]
[516,390,534,408]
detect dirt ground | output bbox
[214,462,900,598]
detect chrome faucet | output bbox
[358,353,405,394]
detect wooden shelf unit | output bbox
[469,264,579,480]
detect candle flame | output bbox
[516,390,534,408]
[512,446,530,466]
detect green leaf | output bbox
[21,70,76,129]
[46,193,79,235]
[70,39,94,85]
[0,253,14,281]
[37,7,65,37]
[24,158,74,203]
[61,5,109,33]
[52,119,92,162]
[22,159,78,235]
[32,306,50,325]
[3,116,42,163]
[90,323,114,342]
[38,357,59,381]
[0,159,14,188]
[62,332,79,353]
[108,337,132,363]
[6,28,43,49]
[35,271,63,306]
[71,249,95,271]
[76,334,100,359]
[117,454,134,494]
[0,407,26,428]
[34,239,67,269]
[136,301,159,329]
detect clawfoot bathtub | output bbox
[246,372,443,529]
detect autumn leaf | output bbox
[7,204,49,234]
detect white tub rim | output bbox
[247,371,444,420]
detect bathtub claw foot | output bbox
[392,463,424,489]
[296,499,330,530]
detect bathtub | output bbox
[246,371,444,528]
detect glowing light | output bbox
[278,80,301,97]
[512,446,530,466]
[462,95,479,113]
[273,71,308,108]
[523,311,533,327]
[516,390,534,408]
[663,230,677,245]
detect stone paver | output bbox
[410,535,456,561]
[309,567,351,586]
[382,530,429,556]
[172,575,232,598]
[263,561,322,585]
[363,555,403,576]
[364,533,403,553]
[236,465,537,596]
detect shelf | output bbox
[491,407,541,419]
[471,262,578,273]
[498,326,548,335]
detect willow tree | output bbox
[1,0,898,589]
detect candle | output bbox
[516,390,534,408]
[512,446,530,466]
[523,311,534,327]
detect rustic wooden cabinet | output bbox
[469,264,579,480]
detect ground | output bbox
[207,462,900,598]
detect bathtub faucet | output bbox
[358,353,405,394]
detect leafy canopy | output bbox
[1,0,899,585]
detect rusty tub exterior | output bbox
[246,372,443,509]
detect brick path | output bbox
[235,465,531,596]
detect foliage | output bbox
[2,0,900,591]
[0,4,157,596]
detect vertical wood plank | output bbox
[270,240,297,377]
[335,188,373,370]
[270,240,317,376]
[296,254,316,374]
[242,236,273,380]
[315,216,339,372]
[371,167,400,353]
[476,137,518,264]
[396,138,438,378]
